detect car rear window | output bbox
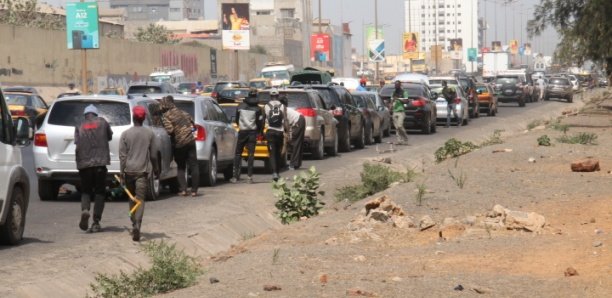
[174,101,195,118]
[257,92,312,108]
[311,87,341,107]
[550,78,569,85]
[220,105,237,120]
[214,82,241,93]
[178,83,195,92]
[220,89,249,100]
[48,101,130,126]
[495,77,519,84]
[475,86,488,93]
[5,94,31,106]
[352,94,367,108]
[379,85,426,98]
[128,85,162,94]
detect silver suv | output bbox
[0,89,32,244]
[33,95,177,201]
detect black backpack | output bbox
[266,103,284,128]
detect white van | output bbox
[149,68,186,86]
[260,63,294,87]
[0,88,32,244]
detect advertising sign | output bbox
[449,38,463,60]
[523,43,532,56]
[467,48,477,62]
[491,41,502,52]
[509,39,519,55]
[365,25,383,50]
[403,32,419,60]
[221,3,250,50]
[310,33,331,62]
[368,39,385,62]
[66,2,99,49]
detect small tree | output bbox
[0,0,63,30]
[134,24,177,44]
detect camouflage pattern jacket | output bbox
[159,97,195,148]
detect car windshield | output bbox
[496,77,519,84]
[48,101,130,126]
[177,83,195,92]
[550,78,569,85]
[220,89,249,100]
[128,85,162,94]
[149,75,170,83]
[174,101,195,118]
[262,71,290,80]
[5,94,31,106]
[214,82,241,93]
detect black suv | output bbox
[379,82,437,134]
[494,75,527,107]
[308,84,365,152]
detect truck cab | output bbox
[260,63,294,87]
[149,68,186,87]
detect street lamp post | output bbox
[374,0,379,81]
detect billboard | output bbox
[449,38,463,60]
[368,39,385,62]
[221,3,250,50]
[310,33,331,62]
[403,32,419,60]
[467,48,477,62]
[66,2,99,49]
[365,25,383,51]
[523,43,532,56]
[509,39,519,55]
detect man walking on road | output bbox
[442,81,460,127]
[231,89,264,184]
[160,95,199,197]
[537,76,546,101]
[391,81,409,145]
[119,106,158,241]
[282,96,305,170]
[264,88,288,181]
[75,104,112,233]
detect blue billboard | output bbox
[66,2,100,49]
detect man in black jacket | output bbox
[231,89,264,184]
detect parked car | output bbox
[379,82,437,134]
[99,87,126,95]
[33,95,178,201]
[4,91,49,129]
[218,88,250,103]
[290,67,335,85]
[430,84,469,126]
[545,77,573,102]
[211,81,248,101]
[249,78,272,90]
[567,75,580,92]
[351,91,384,144]
[494,74,527,107]
[127,81,177,95]
[149,94,238,185]
[369,91,392,137]
[475,83,498,116]
[308,84,365,152]
[258,89,338,159]
[1,86,39,95]
[0,89,32,244]
[200,85,214,96]
[177,82,198,94]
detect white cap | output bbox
[270,88,279,96]
[84,104,98,115]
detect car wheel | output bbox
[567,96,573,103]
[311,130,325,160]
[365,124,374,145]
[354,123,366,149]
[519,99,526,107]
[0,187,26,245]
[325,126,338,156]
[201,148,217,186]
[374,123,383,143]
[421,117,432,134]
[38,179,59,201]
[146,173,160,201]
[383,122,391,137]
[431,118,437,133]
[339,125,351,152]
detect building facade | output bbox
[404,0,478,72]
[109,0,204,21]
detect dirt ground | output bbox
[160,92,612,298]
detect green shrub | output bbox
[435,138,479,163]
[448,169,467,189]
[415,183,427,206]
[335,163,415,202]
[272,166,325,224]
[89,241,202,298]
[548,119,570,134]
[556,132,598,145]
[537,135,552,146]
[480,129,504,147]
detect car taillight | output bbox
[297,108,317,117]
[195,125,206,141]
[34,133,47,147]
[332,107,343,116]
[454,98,461,104]
[257,134,265,142]
[11,110,27,116]
[211,91,218,98]
[411,97,427,107]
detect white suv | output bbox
[0,89,32,245]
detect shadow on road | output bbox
[0,237,54,250]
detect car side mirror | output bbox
[14,117,32,146]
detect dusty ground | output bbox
[162,92,612,297]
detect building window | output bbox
[458,30,462,33]
[256,11,271,15]
[421,14,425,17]
[458,21,461,24]
[458,13,461,16]
[280,8,295,18]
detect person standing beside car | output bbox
[159,95,199,197]
[391,81,409,145]
[264,88,288,181]
[119,106,159,241]
[75,104,112,233]
[231,89,264,184]
[282,96,305,170]
[442,81,460,128]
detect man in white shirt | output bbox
[284,103,305,170]
[537,77,546,101]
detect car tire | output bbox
[339,125,351,152]
[567,96,573,103]
[383,123,391,137]
[422,117,432,134]
[201,148,217,187]
[311,131,325,160]
[365,124,374,145]
[519,99,526,107]
[38,179,59,201]
[0,187,26,245]
[146,173,160,201]
[431,119,437,133]
[325,127,338,156]
[374,123,383,143]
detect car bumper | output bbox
[401,110,429,129]
[547,90,572,97]
[497,95,523,103]
[241,142,270,159]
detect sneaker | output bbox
[288,166,295,170]
[89,221,101,233]
[79,211,90,231]
[132,227,140,241]
[230,177,238,184]
[246,176,253,184]
[272,173,279,182]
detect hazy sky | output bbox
[45,0,559,56]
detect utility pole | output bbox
[374,0,379,81]
[408,0,411,73]
[80,0,88,94]
[318,0,322,67]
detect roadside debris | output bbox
[571,158,600,172]
[263,284,282,291]
[564,267,579,277]
[209,277,220,284]
[346,288,377,297]
[487,204,546,232]
[492,148,512,153]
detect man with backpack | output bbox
[231,89,264,184]
[264,88,288,181]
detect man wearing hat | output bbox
[119,106,159,241]
[231,88,264,184]
[391,80,409,145]
[75,104,113,233]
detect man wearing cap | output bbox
[264,88,288,181]
[356,78,367,91]
[391,80,409,145]
[75,104,112,233]
[231,89,264,184]
[119,106,159,241]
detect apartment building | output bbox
[109,0,204,21]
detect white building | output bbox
[404,0,478,72]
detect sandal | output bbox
[191,192,197,197]
[178,191,188,196]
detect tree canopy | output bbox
[528,0,612,75]
[0,0,63,30]
[134,24,177,45]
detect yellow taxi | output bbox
[248,78,272,90]
[4,91,49,129]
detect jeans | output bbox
[265,129,285,175]
[447,103,460,126]
[174,141,199,193]
[392,113,409,143]
[125,173,147,230]
[79,166,107,222]
[234,131,257,178]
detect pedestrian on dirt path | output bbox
[391,80,409,145]
[264,88,288,181]
[442,81,460,127]
[282,97,305,170]
[537,76,545,101]
[75,104,112,233]
[231,89,264,184]
[159,95,200,197]
[119,106,159,241]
